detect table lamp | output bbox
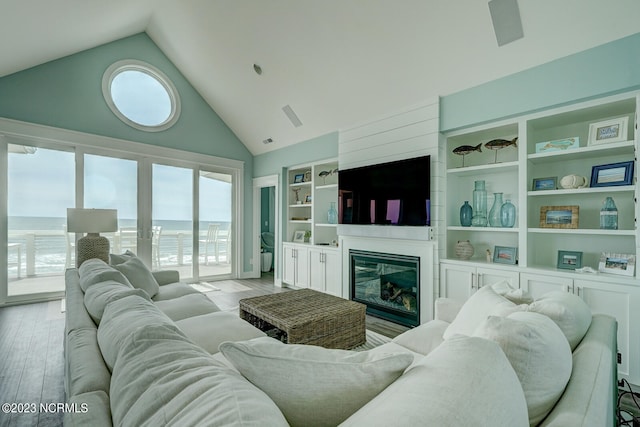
[67,208,118,267]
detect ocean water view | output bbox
[7,216,231,278]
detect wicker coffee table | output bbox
[239,289,366,349]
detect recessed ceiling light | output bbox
[253,64,263,75]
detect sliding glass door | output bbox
[2,130,241,304]
[7,144,74,297]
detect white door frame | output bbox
[252,175,281,285]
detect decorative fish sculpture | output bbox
[484,137,518,150]
[452,143,482,167]
[453,143,482,156]
[319,170,331,184]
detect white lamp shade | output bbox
[67,208,118,233]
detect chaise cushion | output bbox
[474,311,572,426]
[110,323,288,427]
[220,336,413,427]
[340,335,529,427]
[175,311,266,354]
[83,280,150,324]
[392,319,448,356]
[527,291,592,350]
[152,282,200,301]
[112,256,160,298]
[154,293,220,321]
[78,259,131,292]
[442,285,524,340]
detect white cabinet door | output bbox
[308,247,325,292]
[282,244,309,288]
[295,246,309,288]
[575,279,640,383]
[477,267,519,289]
[439,263,475,301]
[520,273,573,300]
[282,244,296,285]
[323,249,342,297]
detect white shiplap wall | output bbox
[338,96,443,303]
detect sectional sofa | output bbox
[64,255,617,426]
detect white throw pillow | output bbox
[109,250,136,266]
[341,335,529,427]
[527,291,592,351]
[219,336,413,427]
[443,284,523,340]
[78,258,131,292]
[491,279,534,304]
[112,256,160,298]
[83,280,150,324]
[110,324,288,427]
[474,311,572,426]
[97,294,178,371]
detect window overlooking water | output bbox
[102,60,181,132]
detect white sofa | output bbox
[64,257,618,426]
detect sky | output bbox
[8,146,232,222]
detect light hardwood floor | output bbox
[0,272,408,427]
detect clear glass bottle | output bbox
[500,199,516,228]
[488,192,504,227]
[327,202,338,224]
[471,180,487,227]
[599,197,618,230]
[460,201,472,227]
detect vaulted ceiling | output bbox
[1,1,639,155]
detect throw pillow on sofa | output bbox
[527,290,592,351]
[110,324,288,427]
[109,249,136,266]
[97,294,180,371]
[442,284,524,340]
[83,280,151,324]
[78,259,132,292]
[473,311,572,426]
[341,335,529,427]
[491,279,533,304]
[112,255,160,298]
[219,336,413,427]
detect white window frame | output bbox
[102,60,181,132]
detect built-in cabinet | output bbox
[442,91,640,385]
[282,244,309,288]
[283,159,341,294]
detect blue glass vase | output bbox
[471,180,487,227]
[328,202,338,224]
[599,197,618,230]
[500,199,516,228]
[488,192,504,227]
[460,201,472,227]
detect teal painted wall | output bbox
[253,131,339,178]
[441,32,640,132]
[0,33,256,274]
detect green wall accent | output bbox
[441,32,640,132]
[253,131,338,177]
[0,33,256,273]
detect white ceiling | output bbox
[1,1,639,155]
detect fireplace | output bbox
[350,249,419,327]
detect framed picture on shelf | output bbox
[535,137,579,153]
[531,177,557,191]
[588,117,628,146]
[292,230,306,243]
[305,194,312,204]
[493,246,517,264]
[540,205,579,229]
[304,171,312,182]
[598,252,635,277]
[590,161,634,188]
[557,250,583,270]
[293,174,305,184]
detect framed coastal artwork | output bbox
[540,205,579,229]
[588,117,628,146]
[590,161,634,188]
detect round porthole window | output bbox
[102,60,181,132]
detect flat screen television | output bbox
[338,155,430,226]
